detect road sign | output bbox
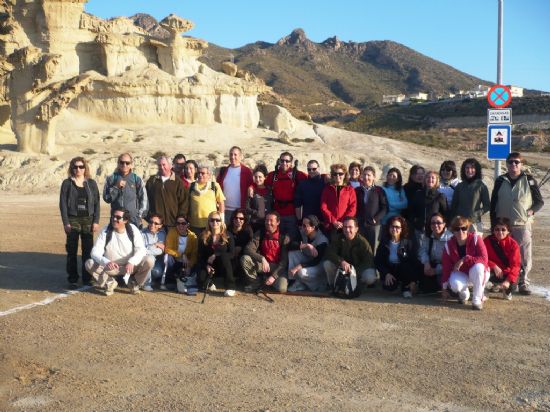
[487,84,512,108]
[488,108,512,124]
[487,124,511,160]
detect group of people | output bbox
[59,148,544,309]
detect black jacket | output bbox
[408,188,448,234]
[355,185,388,227]
[59,178,100,226]
[375,238,415,276]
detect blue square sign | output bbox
[487,124,511,160]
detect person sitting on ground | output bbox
[188,165,225,235]
[324,216,376,290]
[246,164,272,232]
[241,211,290,293]
[417,213,452,293]
[320,163,357,234]
[375,216,420,299]
[172,153,187,181]
[483,217,521,301]
[216,146,253,226]
[294,159,326,222]
[165,215,198,292]
[348,161,362,189]
[85,208,153,296]
[441,216,489,310]
[140,214,166,291]
[438,160,460,206]
[355,165,388,254]
[198,211,236,297]
[228,208,253,285]
[103,153,148,228]
[381,167,408,239]
[182,159,198,189]
[59,156,100,288]
[288,215,329,292]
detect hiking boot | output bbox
[105,280,117,296]
[288,280,307,292]
[128,279,140,295]
[142,285,154,292]
[472,302,483,310]
[519,284,532,295]
[458,289,470,304]
[490,284,501,293]
[503,290,513,301]
[402,290,412,299]
[67,282,79,290]
[224,289,236,297]
[208,283,217,292]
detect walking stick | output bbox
[255,277,275,303]
[160,254,168,290]
[201,268,215,304]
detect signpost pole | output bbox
[495,0,504,181]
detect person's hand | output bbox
[181,254,189,266]
[501,280,510,290]
[247,186,254,198]
[527,209,534,217]
[453,258,464,272]
[91,223,99,233]
[340,260,351,273]
[156,243,165,251]
[493,265,503,278]
[309,247,318,258]
[289,265,302,278]
[261,257,270,273]
[117,179,126,189]
[333,221,343,230]
[423,262,435,276]
[125,263,134,274]
[207,265,215,275]
[106,261,119,271]
[384,273,396,287]
[207,254,216,265]
[265,275,276,286]
[63,224,71,235]
[441,288,449,301]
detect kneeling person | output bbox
[86,208,154,295]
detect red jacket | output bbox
[216,164,253,209]
[483,235,521,284]
[320,185,357,230]
[266,168,307,216]
[441,232,488,286]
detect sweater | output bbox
[91,223,146,267]
[325,233,374,274]
[381,185,408,224]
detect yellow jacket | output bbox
[165,228,198,267]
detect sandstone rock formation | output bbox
[0,0,270,154]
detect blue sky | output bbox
[86,0,550,92]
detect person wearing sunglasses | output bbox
[441,216,489,310]
[294,160,326,224]
[246,164,272,232]
[140,214,166,291]
[320,163,357,233]
[59,156,100,289]
[198,211,236,296]
[229,208,253,285]
[165,215,198,292]
[438,160,460,206]
[172,153,186,180]
[188,166,225,235]
[490,152,544,295]
[483,217,521,301]
[103,153,148,228]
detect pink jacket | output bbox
[441,232,488,286]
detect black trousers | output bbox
[66,215,93,283]
[198,253,235,290]
[381,261,420,292]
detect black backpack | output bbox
[332,267,360,299]
[104,223,135,252]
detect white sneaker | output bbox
[458,289,470,304]
[104,280,117,296]
[208,283,217,292]
[142,285,154,292]
[402,290,412,299]
[128,279,140,295]
[224,289,236,297]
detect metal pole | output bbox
[495,0,504,181]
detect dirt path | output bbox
[1,194,550,412]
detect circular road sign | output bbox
[487,84,512,108]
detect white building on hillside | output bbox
[409,92,428,101]
[382,94,406,105]
[508,85,524,97]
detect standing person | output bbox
[381,167,408,237]
[451,158,490,233]
[198,211,236,296]
[490,152,544,295]
[188,166,225,235]
[403,165,426,206]
[320,164,357,234]
[323,216,376,290]
[246,164,272,232]
[146,156,188,228]
[59,156,100,288]
[182,160,198,189]
[408,171,448,239]
[103,153,148,228]
[375,216,420,298]
[484,217,521,301]
[85,208,154,296]
[294,159,326,222]
[438,160,460,206]
[140,214,166,291]
[441,216,489,310]
[216,146,253,227]
[355,166,387,253]
[172,154,187,181]
[348,161,362,189]
[265,151,307,240]
[165,215,198,292]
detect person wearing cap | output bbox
[287,215,329,292]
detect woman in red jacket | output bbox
[320,164,357,233]
[441,216,489,310]
[484,217,521,301]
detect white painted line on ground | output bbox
[0,286,92,317]
[531,285,550,301]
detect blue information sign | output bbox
[487,124,511,160]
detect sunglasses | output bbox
[280,159,292,163]
[112,215,124,221]
[176,221,188,226]
[150,221,162,226]
[507,160,521,165]
[331,172,345,177]
[307,168,318,172]
[209,218,221,223]
[390,225,402,229]
[234,216,245,221]
[453,226,468,232]
[431,221,445,225]
[118,161,131,166]
[174,163,185,168]
[72,165,85,169]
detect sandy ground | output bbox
[1,122,550,411]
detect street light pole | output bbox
[495,0,504,181]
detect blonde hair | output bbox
[201,211,230,245]
[330,163,349,185]
[425,170,440,187]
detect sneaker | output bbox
[288,280,307,292]
[224,289,236,297]
[458,289,470,304]
[503,290,513,301]
[142,285,154,292]
[490,284,501,293]
[67,282,79,290]
[208,283,217,292]
[472,302,483,310]
[105,280,117,296]
[402,290,412,299]
[128,279,140,295]
[159,283,168,291]
[519,284,532,295]
[185,287,198,296]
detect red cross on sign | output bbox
[487,85,512,108]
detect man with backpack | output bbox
[85,208,154,296]
[188,165,225,235]
[103,153,148,228]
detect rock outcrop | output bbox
[0,0,269,154]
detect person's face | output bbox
[331,168,345,186]
[307,162,320,178]
[452,224,469,242]
[343,220,358,240]
[253,171,265,186]
[118,155,132,175]
[389,220,402,240]
[209,214,222,231]
[506,158,522,177]
[198,168,210,183]
[176,218,189,235]
[430,217,446,236]
[233,212,245,230]
[349,166,360,180]
[425,173,438,189]
[148,217,163,234]
[184,163,196,180]
[464,163,476,179]
[301,218,315,236]
[158,159,171,177]
[279,155,292,172]
[229,149,242,167]
[440,167,452,180]
[413,168,425,184]
[72,161,85,177]
[493,224,509,241]
[111,211,127,229]
[363,170,375,187]
[386,171,398,186]
[265,214,279,234]
[173,159,186,175]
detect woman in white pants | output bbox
[441,216,489,310]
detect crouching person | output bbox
[165,215,198,292]
[141,214,166,291]
[323,216,376,292]
[288,215,329,292]
[86,208,154,296]
[241,211,290,293]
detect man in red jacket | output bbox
[265,151,307,240]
